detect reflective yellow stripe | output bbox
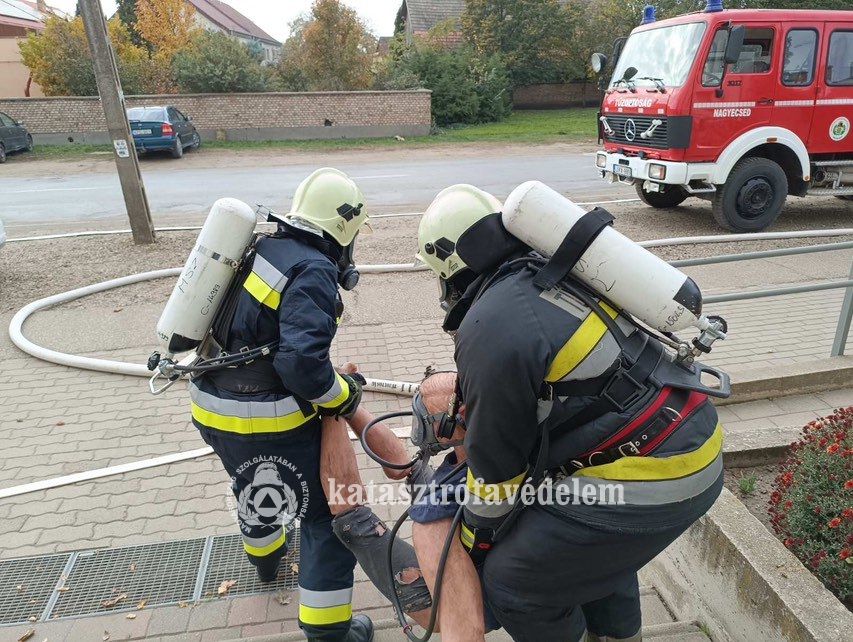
[466,469,527,501]
[580,423,724,481]
[318,373,350,409]
[191,402,317,435]
[460,524,475,548]
[243,271,282,309]
[546,302,619,382]
[243,531,286,557]
[299,603,353,626]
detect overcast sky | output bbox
[47,0,401,41]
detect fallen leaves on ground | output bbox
[217,579,237,596]
[129,563,136,572]
[275,591,292,605]
[136,599,147,610]
[100,593,127,608]
[17,630,34,641]
[291,563,299,574]
[126,613,136,620]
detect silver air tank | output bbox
[156,198,257,357]
[502,181,703,332]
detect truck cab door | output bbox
[775,26,820,145]
[810,26,853,155]
[691,22,779,161]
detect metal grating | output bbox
[200,529,300,599]
[49,538,206,618]
[0,554,70,625]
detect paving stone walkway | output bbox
[0,279,851,640]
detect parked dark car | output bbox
[0,110,33,163]
[127,106,201,159]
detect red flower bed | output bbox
[768,406,853,607]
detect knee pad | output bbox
[332,506,432,613]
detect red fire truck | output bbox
[593,2,852,231]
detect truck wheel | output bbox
[635,183,688,208]
[712,157,787,232]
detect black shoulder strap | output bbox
[532,207,614,291]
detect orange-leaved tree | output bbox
[277,0,375,91]
[136,0,199,59]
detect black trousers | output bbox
[482,473,724,642]
[200,421,357,641]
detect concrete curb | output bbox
[643,487,853,642]
[719,356,853,406]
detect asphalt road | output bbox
[0,148,635,232]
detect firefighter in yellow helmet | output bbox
[410,184,724,642]
[191,168,374,641]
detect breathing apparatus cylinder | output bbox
[502,181,703,332]
[155,198,257,357]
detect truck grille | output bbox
[603,114,669,149]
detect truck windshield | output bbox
[610,22,707,89]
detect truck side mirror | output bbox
[591,53,608,75]
[724,25,745,65]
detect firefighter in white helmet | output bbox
[190,168,375,642]
[409,184,724,642]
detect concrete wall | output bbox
[0,90,432,145]
[0,37,43,98]
[513,82,603,109]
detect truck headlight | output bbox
[596,153,607,169]
[648,163,667,180]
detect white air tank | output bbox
[502,181,703,332]
[156,198,257,356]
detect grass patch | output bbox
[739,473,758,495]
[23,109,599,160]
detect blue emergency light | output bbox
[641,5,656,24]
[706,0,724,12]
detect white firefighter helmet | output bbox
[417,184,503,280]
[285,168,368,246]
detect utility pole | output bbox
[79,0,155,245]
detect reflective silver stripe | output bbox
[242,528,284,548]
[559,333,620,383]
[559,453,723,506]
[252,254,288,291]
[310,375,344,405]
[299,586,353,608]
[190,381,302,418]
[464,497,515,519]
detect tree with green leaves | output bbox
[386,23,512,126]
[115,0,147,48]
[172,31,270,93]
[276,0,376,91]
[462,0,578,87]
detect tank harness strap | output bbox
[532,207,615,292]
[557,387,709,474]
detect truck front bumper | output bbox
[595,151,714,189]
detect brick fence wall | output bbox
[0,90,432,145]
[513,83,603,109]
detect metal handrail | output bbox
[671,238,853,357]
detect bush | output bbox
[172,31,269,93]
[387,44,511,127]
[768,407,853,606]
